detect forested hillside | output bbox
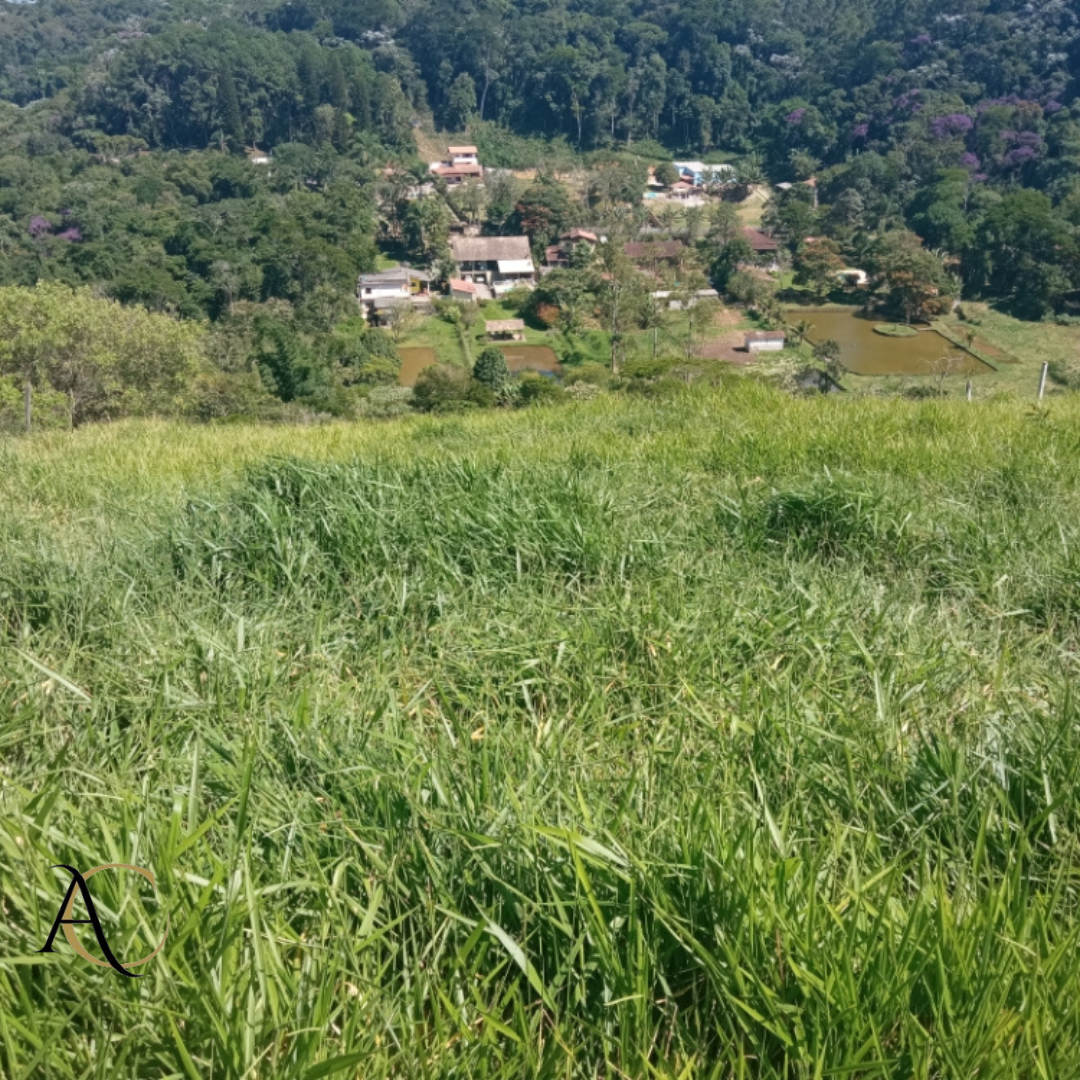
[0,0,1078,423]
[3,0,1077,154]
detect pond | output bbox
[787,308,993,376]
[397,347,439,386]
[397,344,562,386]
[498,344,562,377]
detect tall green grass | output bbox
[1,383,1079,1078]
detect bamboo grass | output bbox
[1,382,1079,1078]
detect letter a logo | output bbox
[37,864,169,977]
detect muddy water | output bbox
[788,309,992,376]
[397,347,439,386]
[397,344,562,386]
[498,344,562,376]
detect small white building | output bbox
[745,331,786,353]
[836,268,869,287]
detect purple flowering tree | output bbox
[929,114,973,140]
[28,216,53,240]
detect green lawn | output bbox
[2,387,1080,1077]
[398,309,470,367]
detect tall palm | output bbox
[786,318,815,347]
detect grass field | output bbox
[2,383,1080,1078]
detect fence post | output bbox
[1038,361,1049,400]
[965,380,972,402]
[23,377,31,433]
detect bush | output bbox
[0,376,70,433]
[621,357,678,380]
[186,370,277,422]
[356,386,414,419]
[411,365,496,412]
[563,362,613,388]
[516,371,565,405]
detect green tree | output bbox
[511,175,571,246]
[0,283,206,427]
[217,64,246,152]
[709,237,753,293]
[654,161,680,187]
[591,242,645,374]
[446,72,477,130]
[866,231,955,324]
[472,346,511,393]
[793,237,844,300]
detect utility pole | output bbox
[24,376,31,433]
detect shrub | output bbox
[516,371,565,405]
[411,365,496,412]
[563,362,613,387]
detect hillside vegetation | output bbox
[2,385,1079,1077]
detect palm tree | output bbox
[736,153,767,187]
[786,318,815,348]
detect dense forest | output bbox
[0,0,1078,421]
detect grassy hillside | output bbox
[2,385,1080,1078]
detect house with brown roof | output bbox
[485,318,526,341]
[623,239,687,271]
[431,163,484,186]
[545,229,600,268]
[447,145,479,166]
[450,235,536,294]
[742,228,781,271]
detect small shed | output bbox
[744,331,786,353]
[449,278,478,300]
[485,318,526,342]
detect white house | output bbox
[357,268,432,319]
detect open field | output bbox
[2,385,1080,1077]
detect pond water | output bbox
[397,347,439,386]
[397,344,562,386]
[788,308,993,376]
[499,344,562,377]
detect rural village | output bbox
[299,136,1024,402]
